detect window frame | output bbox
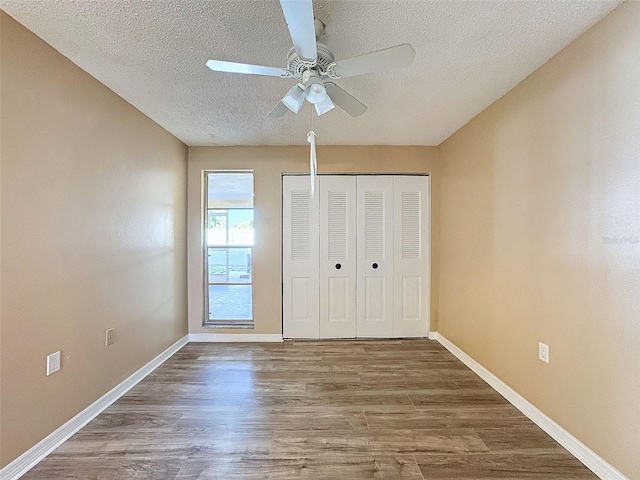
[202,170,255,328]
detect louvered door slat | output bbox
[365,191,385,259]
[328,191,347,260]
[401,192,421,259]
[291,191,310,260]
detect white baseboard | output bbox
[428,331,437,340]
[0,335,189,480]
[189,333,283,342]
[434,333,628,480]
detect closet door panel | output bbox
[356,176,394,337]
[282,175,319,339]
[319,175,357,338]
[393,176,430,337]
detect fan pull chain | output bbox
[307,106,317,198]
[307,130,317,199]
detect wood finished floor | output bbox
[22,340,597,479]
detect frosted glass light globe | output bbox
[306,82,327,104]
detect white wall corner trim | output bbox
[434,333,629,480]
[189,333,284,342]
[428,331,438,340]
[0,335,189,480]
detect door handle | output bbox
[372,263,378,269]
[335,263,342,269]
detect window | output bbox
[204,172,254,327]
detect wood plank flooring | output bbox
[21,340,597,479]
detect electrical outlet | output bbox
[47,351,61,376]
[538,342,549,363]
[105,328,115,347]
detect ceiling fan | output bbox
[205,0,416,118]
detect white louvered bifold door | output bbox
[319,175,357,338]
[393,176,430,337]
[356,176,394,337]
[282,175,319,339]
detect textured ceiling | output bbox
[2,0,621,146]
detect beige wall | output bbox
[0,12,188,467]
[188,146,439,335]
[439,1,640,478]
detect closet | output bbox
[282,174,429,339]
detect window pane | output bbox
[228,209,254,245]
[208,248,252,283]
[207,210,228,246]
[207,173,253,209]
[209,285,253,321]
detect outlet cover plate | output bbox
[47,351,61,376]
[105,328,115,346]
[538,342,549,363]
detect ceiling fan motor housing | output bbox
[287,42,335,81]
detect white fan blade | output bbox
[269,102,290,118]
[280,0,317,61]
[206,60,289,77]
[333,43,415,78]
[325,83,367,117]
